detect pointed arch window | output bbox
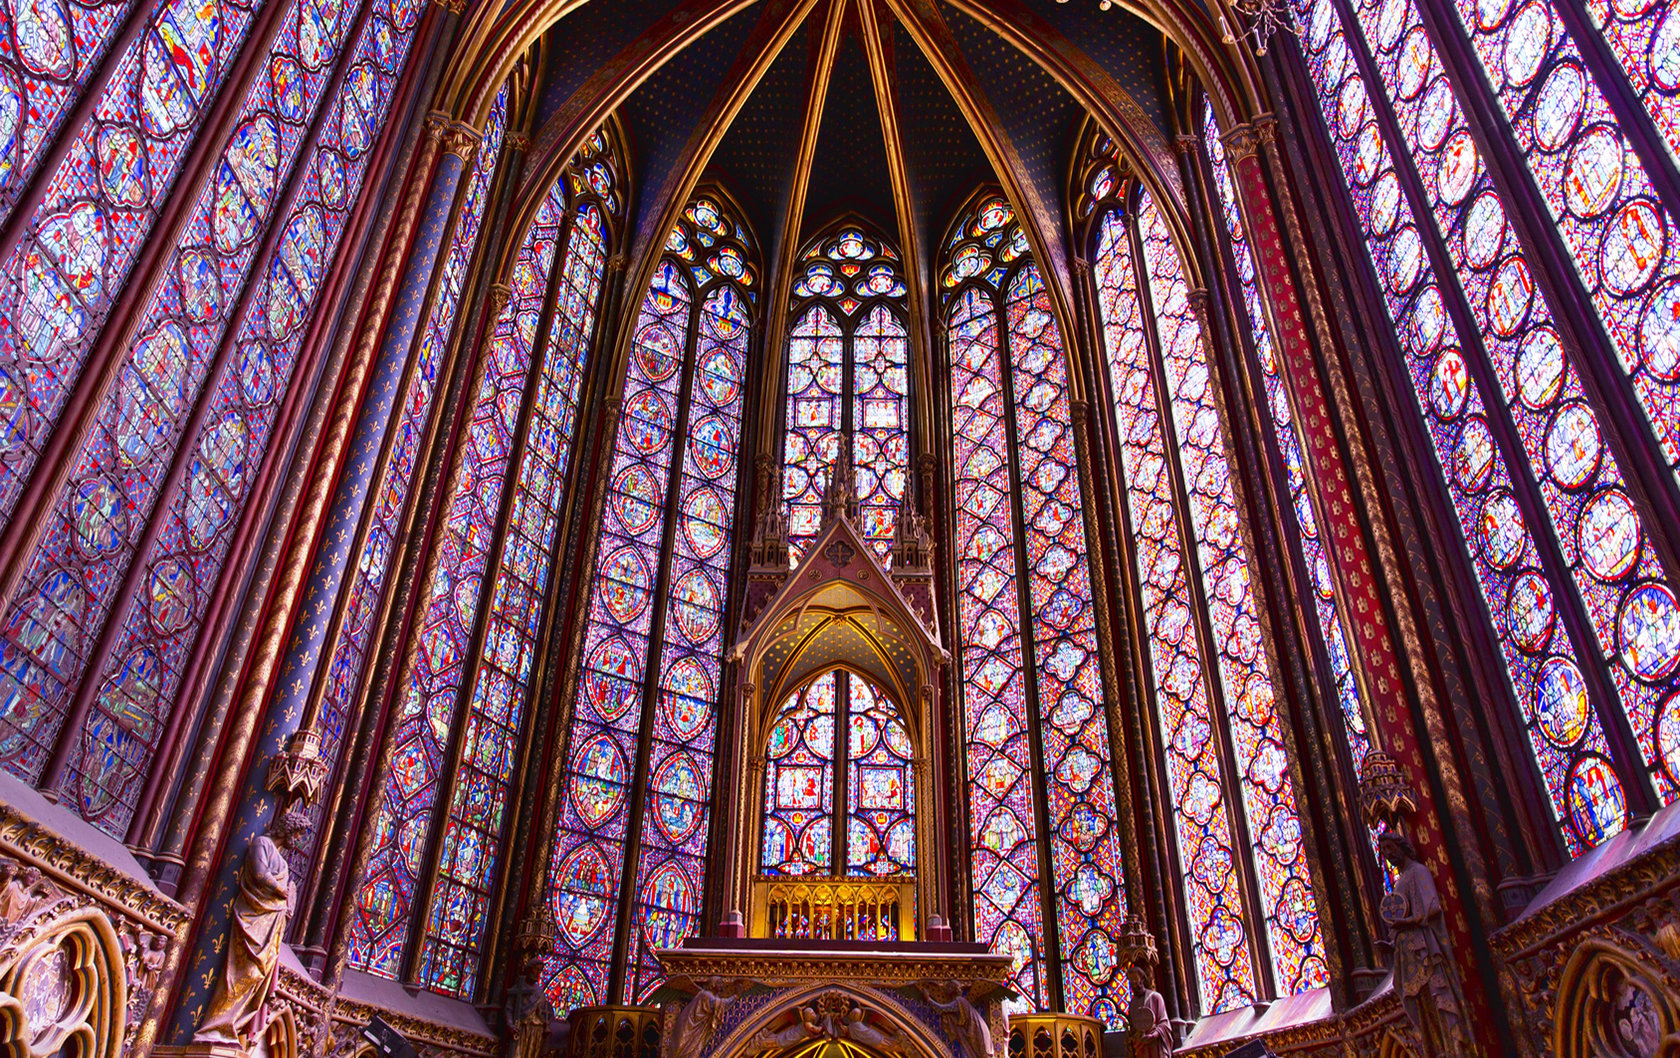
[544,191,756,1012]
[1081,171,1327,1012]
[1288,0,1680,853]
[759,669,916,881]
[0,0,426,832]
[346,128,624,998]
[943,193,1129,1026]
[782,224,910,566]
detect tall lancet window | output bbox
[0,0,426,831]
[293,81,513,900]
[347,128,625,998]
[1085,174,1326,1013]
[760,670,916,881]
[944,194,1129,1026]
[1291,0,1680,854]
[782,224,909,565]
[545,192,756,1011]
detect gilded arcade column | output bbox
[1220,115,1497,1049]
[158,82,489,1047]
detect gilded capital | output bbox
[1222,124,1263,163]
[1174,132,1200,156]
[488,282,514,318]
[505,133,532,153]
[1186,287,1213,326]
[440,121,480,163]
[432,0,465,13]
[423,110,451,147]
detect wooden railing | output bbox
[751,876,917,941]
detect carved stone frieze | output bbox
[0,803,187,1056]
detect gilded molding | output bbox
[656,948,1011,986]
[0,807,186,1056]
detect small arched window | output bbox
[760,669,916,879]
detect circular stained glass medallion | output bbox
[1516,327,1565,409]
[1507,572,1556,651]
[1533,63,1586,151]
[671,569,720,644]
[584,636,641,723]
[554,844,613,943]
[571,734,627,826]
[681,487,726,558]
[1620,583,1680,680]
[1579,488,1642,582]
[1564,128,1625,219]
[611,464,662,536]
[1566,755,1626,848]
[652,752,704,842]
[1453,417,1496,491]
[689,415,734,479]
[1545,401,1602,489]
[1536,657,1590,747]
[1642,280,1680,379]
[621,390,673,454]
[1600,200,1665,297]
[601,546,651,623]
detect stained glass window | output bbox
[1195,120,1371,781]
[288,84,512,885]
[0,0,319,531]
[1292,0,1680,850]
[845,678,914,876]
[944,194,1129,1026]
[757,670,916,881]
[347,129,623,994]
[0,0,422,832]
[762,672,838,876]
[544,191,755,1012]
[782,225,908,566]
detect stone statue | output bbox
[841,1008,909,1058]
[748,1007,821,1053]
[194,835,294,1046]
[1124,964,1172,1058]
[1379,832,1471,1057]
[672,979,738,1058]
[921,981,993,1058]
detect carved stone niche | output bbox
[1553,937,1680,1058]
[0,860,126,1058]
[0,787,187,1058]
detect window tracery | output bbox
[347,127,623,996]
[944,193,1129,1026]
[544,190,755,1012]
[782,223,908,566]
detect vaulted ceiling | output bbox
[531,0,1173,298]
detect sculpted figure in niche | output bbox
[1124,964,1171,1058]
[193,835,293,1047]
[920,981,993,1058]
[1378,831,1471,1057]
[672,978,740,1058]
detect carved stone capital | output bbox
[488,283,514,318]
[1185,287,1213,326]
[439,121,479,163]
[1221,123,1264,163]
[606,253,630,273]
[505,133,532,153]
[1174,132,1200,156]
[432,0,465,14]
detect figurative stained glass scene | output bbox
[5,3,1680,1056]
